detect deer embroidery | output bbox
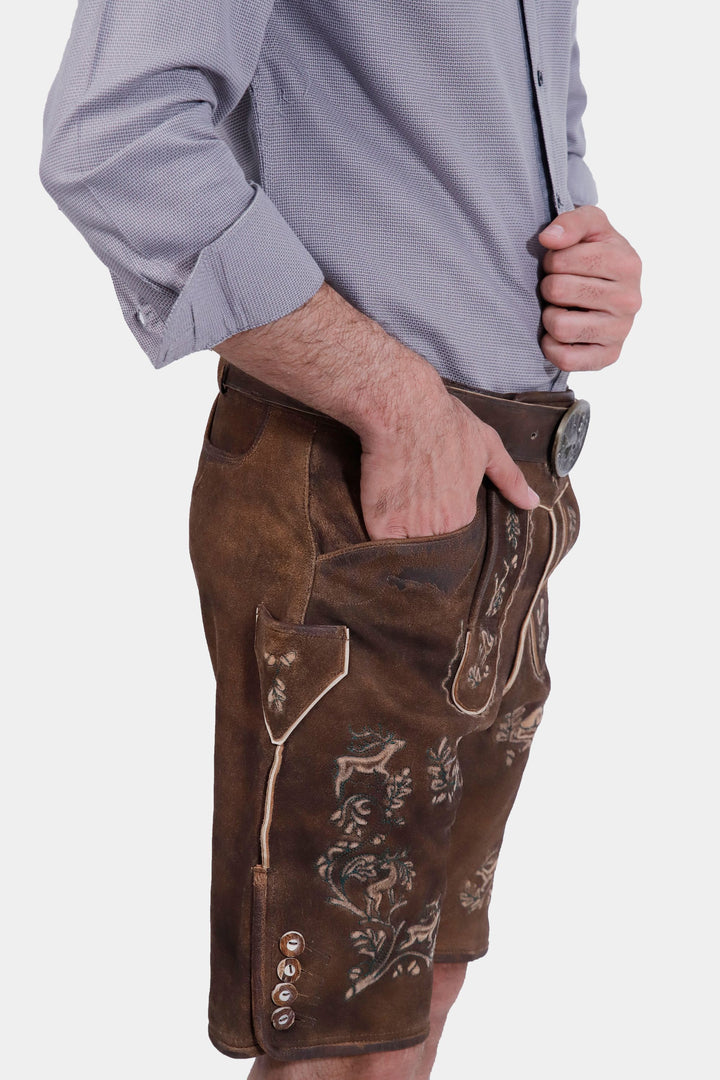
[401,897,442,951]
[316,726,442,998]
[334,728,406,799]
[364,854,414,918]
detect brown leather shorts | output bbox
[188,359,583,1061]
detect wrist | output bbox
[347,349,449,446]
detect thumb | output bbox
[483,432,540,512]
[538,204,612,249]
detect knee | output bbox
[250,1043,426,1080]
[430,960,468,1016]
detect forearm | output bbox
[214,280,539,538]
[39,0,324,369]
[213,281,447,443]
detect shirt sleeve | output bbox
[566,16,599,208]
[39,1,326,369]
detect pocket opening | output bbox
[201,390,270,464]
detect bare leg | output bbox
[415,962,468,1080]
[248,1041,425,1080]
[248,962,468,1080]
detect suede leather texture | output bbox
[188,360,581,1060]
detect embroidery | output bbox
[466,628,495,687]
[316,727,440,998]
[495,705,543,766]
[426,736,463,805]
[459,846,500,913]
[263,648,297,713]
[486,555,519,617]
[506,510,521,551]
[334,729,406,799]
[535,595,548,653]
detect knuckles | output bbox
[619,287,643,316]
[541,334,621,372]
[541,307,588,342]
[539,274,566,304]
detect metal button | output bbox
[279,931,305,957]
[537,69,544,86]
[272,982,298,1006]
[271,1006,295,1031]
[277,956,302,982]
[551,399,591,476]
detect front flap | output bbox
[450,494,531,722]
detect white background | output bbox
[3,3,718,1077]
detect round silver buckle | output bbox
[551,399,590,476]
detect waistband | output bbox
[217,359,589,476]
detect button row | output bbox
[270,930,306,1031]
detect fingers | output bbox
[541,306,635,346]
[536,205,641,376]
[542,240,642,283]
[540,333,621,372]
[481,425,540,510]
[539,272,642,317]
[538,204,615,249]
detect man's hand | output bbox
[214,282,538,542]
[358,392,538,541]
[538,205,642,372]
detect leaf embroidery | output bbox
[426,736,463,804]
[316,728,440,998]
[486,555,519,617]
[459,846,500,913]
[506,510,521,550]
[264,649,297,713]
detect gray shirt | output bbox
[40,0,597,393]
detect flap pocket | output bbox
[254,604,349,744]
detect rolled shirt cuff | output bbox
[129,182,326,369]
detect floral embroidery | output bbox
[459,846,500,913]
[316,727,440,998]
[506,510,521,550]
[466,628,495,687]
[384,768,413,824]
[426,736,463,805]
[495,705,543,766]
[486,555,519,617]
[263,648,297,713]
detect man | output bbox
[40,2,641,1076]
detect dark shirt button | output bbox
[537,69,544,86]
